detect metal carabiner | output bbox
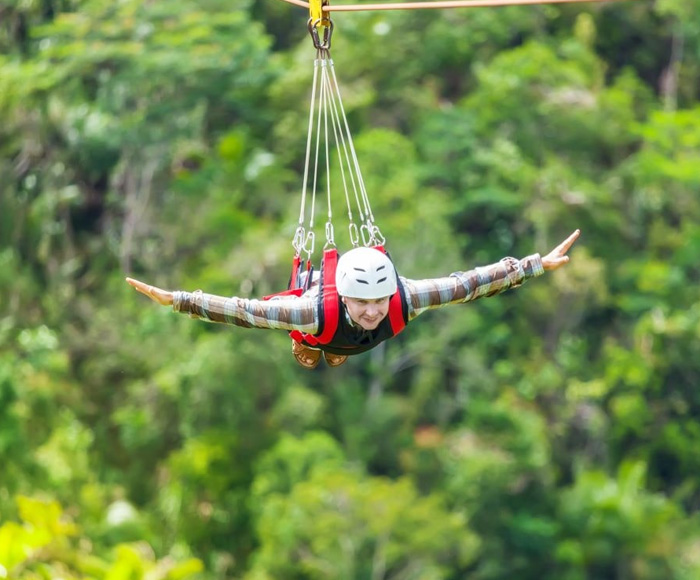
[360,223,371,247]
[292,225,306,254]
[303,230,316,259]
[307,17,333,50]
[324,221,336,248]
[348,223,360,247]
[370,225,386,246]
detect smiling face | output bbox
[342,296,391,331]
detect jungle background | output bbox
[2,0,700,578]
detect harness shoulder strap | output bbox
[339,244,403,336]
[387,284,407,336]
[372,245,406,336]
[313,248,340,344]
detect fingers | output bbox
[125,277,173,305]
[542,230,579,271]
[125,277,151,295]
[557,229,581,254]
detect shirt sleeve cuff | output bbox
[172,291,187,312]
[522,253,544,278]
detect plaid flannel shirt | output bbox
[172,254,544,333]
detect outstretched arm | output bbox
[541,229,580,271]
[125,277,319,333]
[402,229,581,321]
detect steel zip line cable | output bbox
[278,0,629,12]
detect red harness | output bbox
[265,247,406,348]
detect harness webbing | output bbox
[314,248,340,343]
[387,290,406,336]
[280,246,404,349]
[373,245,406,336]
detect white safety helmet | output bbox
[336,247,398,299]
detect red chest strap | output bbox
[314,248,340,344]
[387,290,406,336]
[372,245,406,337]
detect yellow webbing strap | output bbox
[309,0,323,23]
[310,0,331,28]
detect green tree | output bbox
[248,468,479,579]
[0,495,203,579]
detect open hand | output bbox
[542,229,580,271]
[125,277,174,306]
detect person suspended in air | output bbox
[125,229,580,369]
[126,22,582,368]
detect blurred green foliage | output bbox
[1,0,699,578]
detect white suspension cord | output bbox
[296,58,321,257]
[320,52,363,245]
[305,51,330,256]
[326,57,384,246]
[295,19,386,256]
[320,56,336,247]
